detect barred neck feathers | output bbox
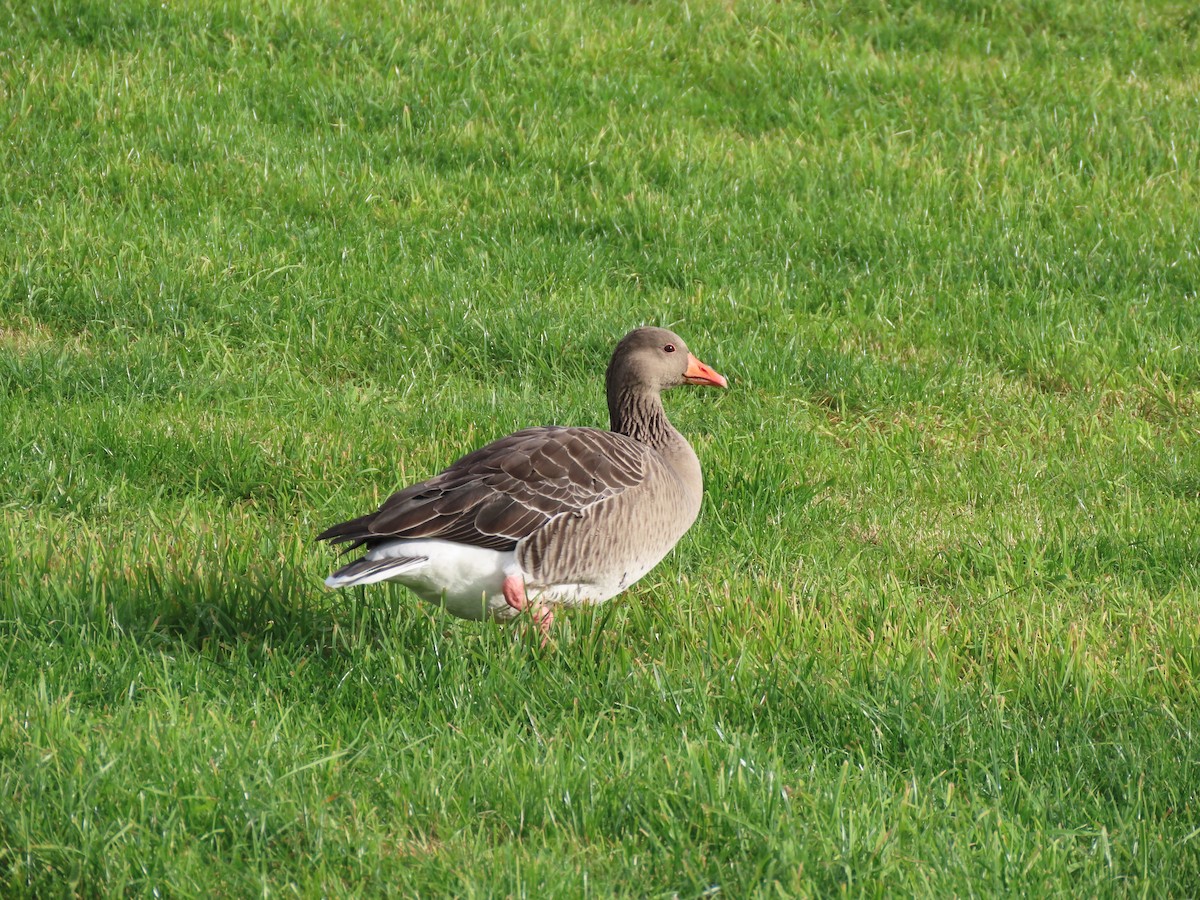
[607,385,679,450]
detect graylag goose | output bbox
[317,327,726,641]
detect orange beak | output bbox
[683,353,728,388]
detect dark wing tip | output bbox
[314,511,377,548]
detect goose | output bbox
[316,327,726,641]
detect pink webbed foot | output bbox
[501,573,552,643]
[502,573,553,647]
[530,605,554,648]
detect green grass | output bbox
[2,0,1199,894]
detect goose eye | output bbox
[663,343,676,353]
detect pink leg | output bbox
[531,605,554,648]
[503,573,553,646]
[502,573,528,612]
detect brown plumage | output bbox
[317,427,647,554]
[317,327,727,639]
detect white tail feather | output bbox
[324,556,426,589]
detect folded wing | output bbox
[315,426,650,552]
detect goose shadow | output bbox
[63,557,452,663]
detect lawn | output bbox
[2,0,1199,894]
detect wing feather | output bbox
[316,426,652,552]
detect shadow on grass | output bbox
[26,549,632,670]
[14,551,453,665]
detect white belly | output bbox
[359,539,515,620]
[352,538,658,622]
